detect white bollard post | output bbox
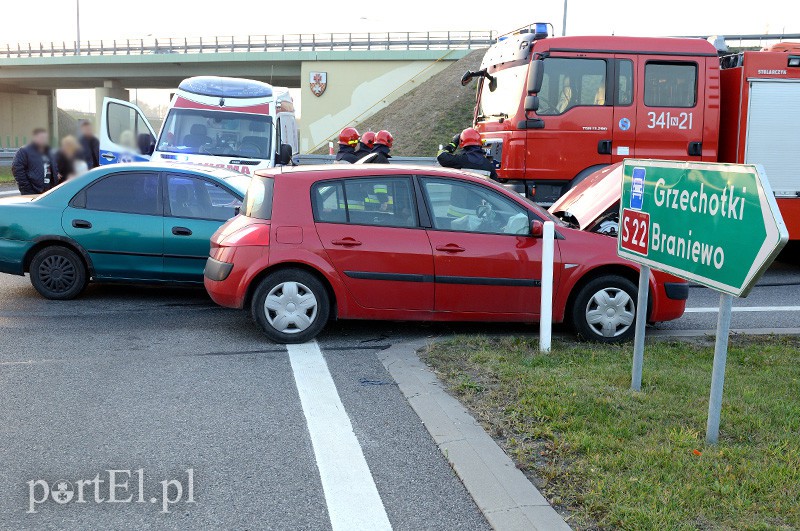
[328,141,334,155]
[539,221,555,353]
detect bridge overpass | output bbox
[0,31,492,152]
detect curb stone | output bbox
[378,339,571,531]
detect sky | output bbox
[3,0,797,112]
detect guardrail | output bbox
[0,31,495,59]
[0,149,16,166]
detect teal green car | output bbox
[0,163,249,299]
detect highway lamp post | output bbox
[562,0,568,36]
[75,0,81,55]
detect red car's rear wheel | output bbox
[251,268,330,344]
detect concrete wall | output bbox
[0,91,50,148]
[299,60,450,153]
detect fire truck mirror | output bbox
[460,70,475,86]
[527,59,544,95]
[524,95,540,113]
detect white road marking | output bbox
[287,341,392,531]
[685,305,800,313]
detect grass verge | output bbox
[0,166,13,184]
[422,335,800,530]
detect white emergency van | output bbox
[99,76,298,174]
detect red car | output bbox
[204,164,687,344]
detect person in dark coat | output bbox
[11,128,53,194]
[362,130,393,164]
[437,128,498,180]
[54,135,83,184]
[335,127,360,164]
[353,131,376,161]
[79,120,100,169]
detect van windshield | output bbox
[158,109,273,160]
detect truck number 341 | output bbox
[647,111,693,130]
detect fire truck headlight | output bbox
[788,56,800,68]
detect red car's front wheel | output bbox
[251,269,330,344]
[571,275,638,343]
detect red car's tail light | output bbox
[219,224,270,247]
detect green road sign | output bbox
[618,159,788,297]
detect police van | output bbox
[99,76,299,174]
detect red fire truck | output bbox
[464,24,800,239]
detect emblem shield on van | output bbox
[310,72,327,97]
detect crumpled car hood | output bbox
[548,162,622,230]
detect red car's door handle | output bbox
[331,238,362,247]
[436,244,465,253]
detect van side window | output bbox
[107,102,153,154]
[538,58,607,115]
[616,60,634,106]
[644,62,697,107]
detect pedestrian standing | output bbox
[335,127,360,163]
[54,135,86,184]
[354,131,376,162]
[79,120,100,169]
[11,128,53,195]
[436,128,498,179]
[363,130,393,164]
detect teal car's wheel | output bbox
[251,269,330,344]
[29,246,88,300]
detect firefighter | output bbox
[437,128,498,179]
[354,131,376,161]
[364,130,393,164]
[335,127,360,163]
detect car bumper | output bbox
[664,282,689,301]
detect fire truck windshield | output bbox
[478,64,527,120]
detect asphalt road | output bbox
[0,274,490,529]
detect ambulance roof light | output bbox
[179,76,273,98]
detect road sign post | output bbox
[631,265,650,392]
[707,292,733,444]
[617,159,788,442]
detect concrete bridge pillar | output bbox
[0,88,54,149]
[94,80,130,127]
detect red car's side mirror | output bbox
[531,220,544,238]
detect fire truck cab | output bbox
[467,25,721,203]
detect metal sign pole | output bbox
[706,292,734,444]
[539,221,555,353]
[631,265,650,391]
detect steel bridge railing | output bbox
[0,31,495,59]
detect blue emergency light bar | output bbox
[179,76,273,98]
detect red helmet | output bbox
[339,127,360,146]
[360,131,376,148]
[375,130,394,148]
[459,128,482,147]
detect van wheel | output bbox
[251,269,330,344]
[571,275,637,343]
[29,246,88,300]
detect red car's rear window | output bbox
[243,176,275,220]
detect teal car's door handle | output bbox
[172,226,193,236]
[72,219,92,229]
